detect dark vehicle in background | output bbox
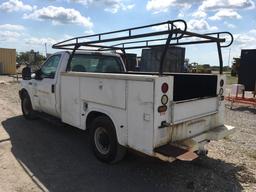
[238,49,256,92]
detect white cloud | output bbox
[146,0,175,13]
[209,9,242,20]
[192,9,207,18]
[0,31,21,41]
[224,21,236,28]
[151,24,169,31]
[84,29,94,35]
[23,6,93,29]
[177,4,192,18]
[104,3,134,13]
[0,0,36,12]
[191,0,254,23]
[188,19,218,31]
[69,0,135,13]
[151,21,186,32]
[234,29,256,49]
[146,0,192,14]
[0,24,25,31]
[0,23,25,42]
[69,0,91,5]
[199,0,255,11]
[25,37,57,45]
[151,19,217,32]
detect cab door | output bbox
[34,54,62,117]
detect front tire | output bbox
[21,94,36,120]
[90,116,126,163]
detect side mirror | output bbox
[35,69,43,80]
[22,67,32,80]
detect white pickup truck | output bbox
[20,20,236,163]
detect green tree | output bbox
[16,50,46,66]
[231,57,240,76]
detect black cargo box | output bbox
[238,49,256,91]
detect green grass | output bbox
[212,71,238,85]
[225,72,238,85]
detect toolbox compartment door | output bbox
[172,97,218,124]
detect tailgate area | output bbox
[172,97,218,124]
[172,73,217,101]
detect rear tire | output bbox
[89,116,126,163]
[21,94,37,120]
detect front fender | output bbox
[19,88,28,100]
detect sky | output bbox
[0,0,256,66]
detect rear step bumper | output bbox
[154,124,236,162]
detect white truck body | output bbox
[20,51,235,162]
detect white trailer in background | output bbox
[20,20,236,163]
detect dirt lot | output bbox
[0,75,255,192]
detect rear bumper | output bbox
[153,124,236,162]
[192,124,236,142]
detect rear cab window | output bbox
[69,54,124,73]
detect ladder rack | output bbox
[52,19,233,75]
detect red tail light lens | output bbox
[161,83,169,93]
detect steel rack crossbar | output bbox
[52,19,233,75]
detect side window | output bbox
[70,54,99,72]
[70,54,123,73]
[41,55,61,78]
[97,57,123,73]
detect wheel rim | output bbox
[22,98,30,115]
[94,127,110,155]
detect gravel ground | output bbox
[0,75,255,192]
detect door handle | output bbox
[99,81,103,90]
[28,82,32,85]
[51,85,55,93]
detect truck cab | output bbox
[20,51,126,118]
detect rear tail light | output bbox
[161,95,168,105]
[219,88,224,95]
[161,83,169,93]
[219,87,224,101]
[158,105,167,113]
[158,83,169,114]
[220,79,224,87]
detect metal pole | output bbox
[159,33,173,75]
[217,42,223,74]
[121,49,128,71]
[66,45,79,71]
[227,48,231,67]
[45,43,47,56]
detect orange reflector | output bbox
[158,105,167,113]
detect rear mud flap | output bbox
[154,144,198,161]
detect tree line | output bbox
[16,50,46,66]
